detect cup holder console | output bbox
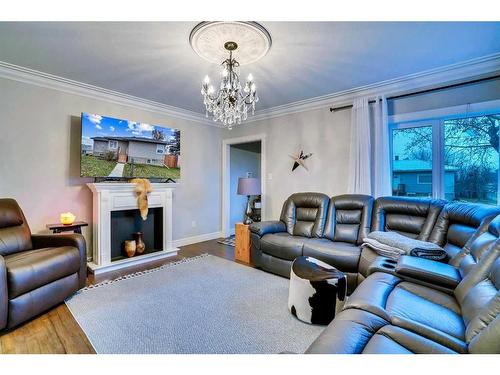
[366,257,399,276]
[381,259,397,270]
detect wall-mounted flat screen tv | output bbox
[80,113,180,180]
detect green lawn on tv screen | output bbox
[81,155,117,177]
[123,163,180,179]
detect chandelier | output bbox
[201,41,258,129]
[189,21,272,129]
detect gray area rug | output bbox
[66,254,324,354]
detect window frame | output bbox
[389,99,500,202]
[417,174,432,185]
[108,140,118,150]
[156,144,165,155]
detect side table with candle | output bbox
[46,221,88,234]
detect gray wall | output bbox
[229,146,261,233]
[0,77,223,253]
[388,77,500,115]
[222,107,352,220]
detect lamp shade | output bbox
[237,177,261,196]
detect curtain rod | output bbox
[329,74,500,113]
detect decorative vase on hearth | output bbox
[134,232,145,255]
[124,240,136,258]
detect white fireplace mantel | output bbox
[86,182,178,274]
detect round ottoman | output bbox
[288,256,347,325]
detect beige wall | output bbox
[0,77,223,253]
[222,107,352,220]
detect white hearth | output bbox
[87,182,178,274]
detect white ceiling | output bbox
[0,22,499,114]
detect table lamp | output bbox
[237,177,261,225]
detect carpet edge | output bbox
[74,253,210,294]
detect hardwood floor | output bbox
[0,239,240,354]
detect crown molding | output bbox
[245,52,500,123]
[1,52,499,128]
[0,61,216,126]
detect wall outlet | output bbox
[268,173,273,180]
[191,221,197,228]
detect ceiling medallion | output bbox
[189,21,272,129]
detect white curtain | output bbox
[372,96,391,197]
[347,96,391,196]
[348,97,372,195]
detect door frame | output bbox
[222,133,267,238]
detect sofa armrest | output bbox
[249,221,286,237]
[31,234,87,289]
[0,255,7,330]
[395,255,461,289]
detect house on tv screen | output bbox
[90,136,179,167]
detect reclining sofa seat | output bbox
[306,214,500,354]
[358,196,447,282]
[359,201,500,283]
[428,201,500,264]
[0,198,87,330]
[302,194,373,291]
[250,192,330,278]
[250,193,373,291]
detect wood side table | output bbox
[235,223,251,264]
[46,221,88,234]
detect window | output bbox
[417,174,432,184]
[108,140,118,150]
[391,125,433,197]
[391,112,500,204]
[156,144,165,155]
[444,116,499,204]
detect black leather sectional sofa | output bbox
[249,193,500,353]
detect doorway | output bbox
[222,134,266,238]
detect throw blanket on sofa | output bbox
[362,231,446,260]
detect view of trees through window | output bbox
[392,114,500,204]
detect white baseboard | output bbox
[172,231,223,248]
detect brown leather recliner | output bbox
[0,198,87,330]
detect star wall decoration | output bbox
[289,150,313,171]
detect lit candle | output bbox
[60,212,76,225]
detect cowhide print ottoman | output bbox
[288,256,347,325]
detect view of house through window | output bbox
[391,113,500,204]
[392,125,433,198]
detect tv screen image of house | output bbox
[80,113,181,179]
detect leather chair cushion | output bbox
[7,273,79,329]
[323,194,374,245]
[0,199,33,257]
[305,309,388,354]
[384,214,425,239]
[0,199,24,228]
[362,325,457,354]
[371,197,446,241]
[428,202,500,248]
[260,233,304,261]
[280,193,330,238]
[302,239,361,273]
[5,246,81,299]
[344,272,466,343]
[305,308,457,354]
